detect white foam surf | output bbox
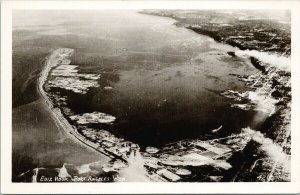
[242,127,290,171]
[235,50,291,72]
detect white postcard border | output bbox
[1,0,300,194]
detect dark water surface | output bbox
[13,10,265,149]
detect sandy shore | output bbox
[37,48,111,159]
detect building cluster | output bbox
[41,45,290,182]
[41,48,261,182]
[66,120,254,182]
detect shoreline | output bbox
[37,48,119,161]
[139,11,291,181]
[37,48,162,182]
[35,12,291,181]
[140,10,291,56]
[36,48,251,182]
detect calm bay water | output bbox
[13,10,266,174]
[41,11,264,147]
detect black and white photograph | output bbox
[1,0,300,194]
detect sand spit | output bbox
[35,48,291,182]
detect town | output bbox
[39,48,262,182]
